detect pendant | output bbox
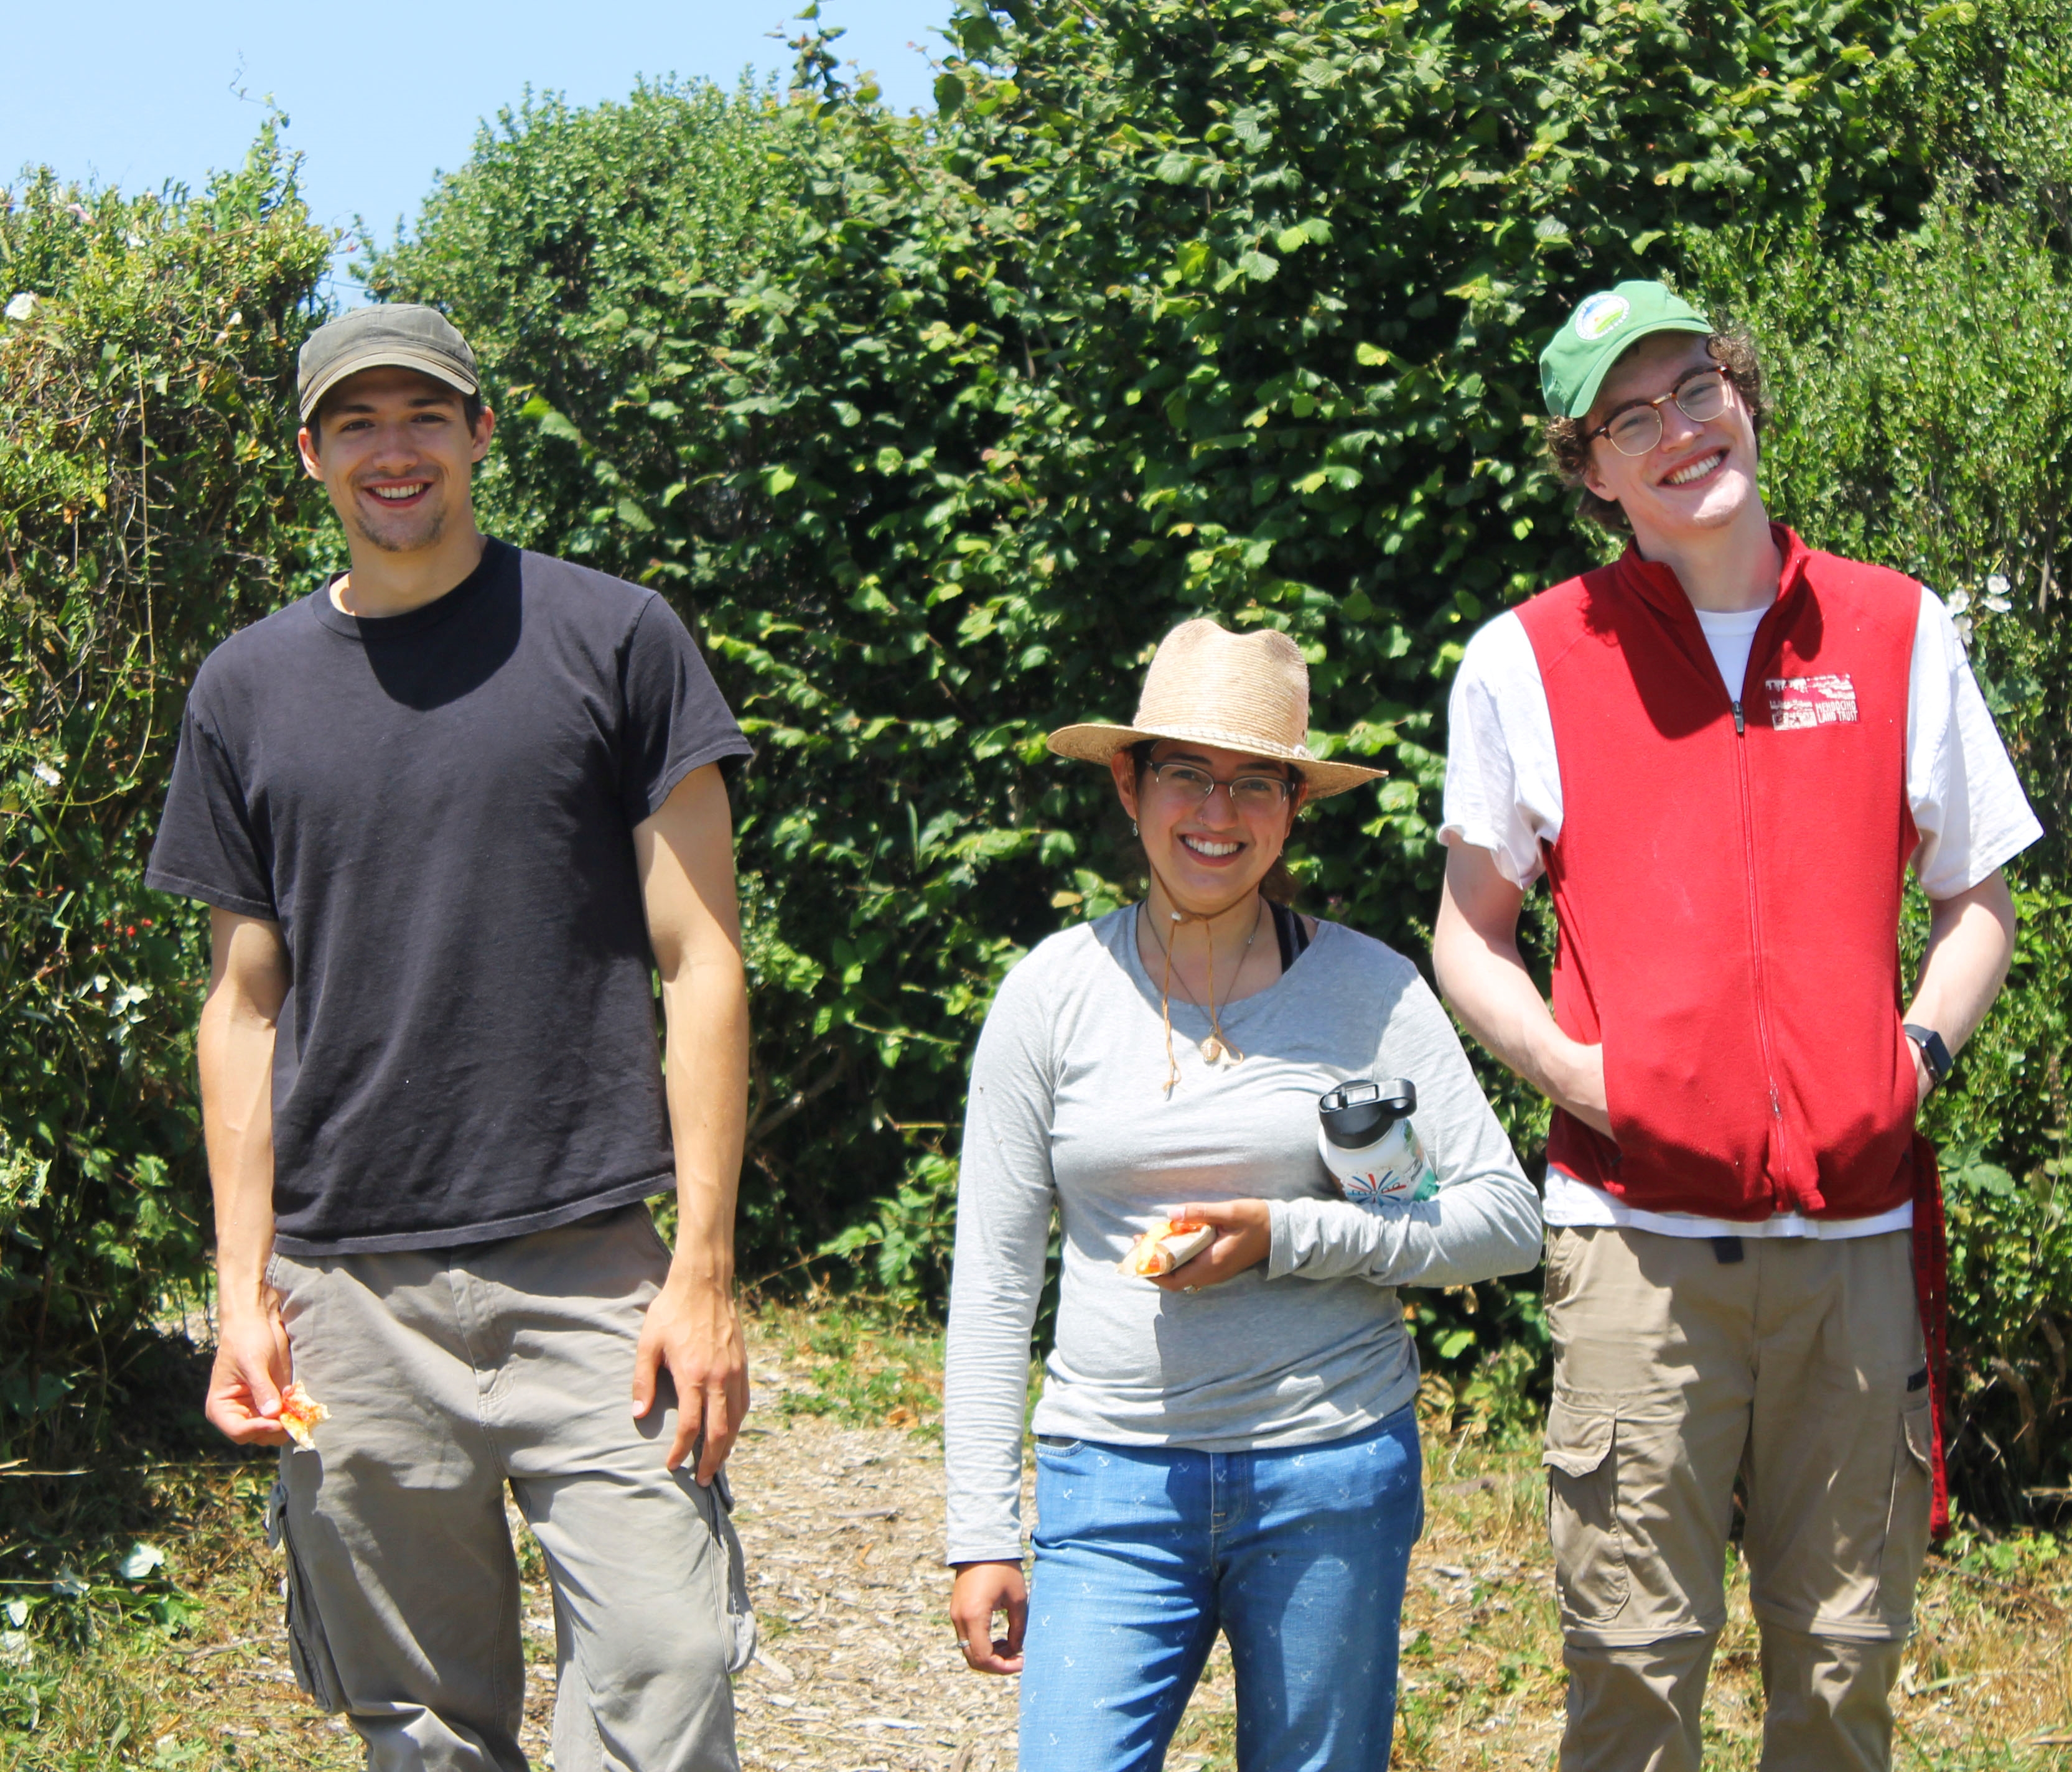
[1200,1036,1241,1066]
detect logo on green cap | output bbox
[1540,281,1712,417]
[1572,292,1630,342]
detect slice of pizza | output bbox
[1118,1217,1216,1279]
[276,1380,329,1452]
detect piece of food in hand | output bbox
[276,1381,329,1451]
[1119,1218,1215,1277]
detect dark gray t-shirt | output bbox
[147,539,751,1255]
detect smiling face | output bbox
[1111,740,1306,915]
[297,366,494,557]
[1580,332,1760,549]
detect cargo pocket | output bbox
[264,1477,346,1713]
[1877,1391,1935,1622]
[705,1467,758,1677]
[1544,1400,1629,1630]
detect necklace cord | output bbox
[1142,863,1261,1092]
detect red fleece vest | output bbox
[1517,526,1921,1219]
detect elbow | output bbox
[1430,930,1465,1011]
[1501,1183,1546,1274]
[1500,1228,1546,1277]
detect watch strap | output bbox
[1903,1024,1954,1088]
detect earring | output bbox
[1131,819,1139,837]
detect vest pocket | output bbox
[1544,1401,1629,1628]
[264,1477,347,1714]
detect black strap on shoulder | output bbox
[1271,898,1309,971]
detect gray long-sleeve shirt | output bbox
[943,908,1540,1564]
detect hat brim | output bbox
[1045,721,1384,799]
[1564,317,1714,421]
[299,349,480,424]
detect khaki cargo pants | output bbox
[1544,1226,1933,1772]
[266,1205,755,1772]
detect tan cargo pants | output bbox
[266,1205,754,1772]
[1543,1225,1933,1772]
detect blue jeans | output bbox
[1020,1403,1422,1772]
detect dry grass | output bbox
[4,1307,2068,1771]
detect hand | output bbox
[205,1302,292,1447]
[633,1267,750,1485]
[1152,1198,1272,1292]
[950,1560,1027,1674]
[1550,1038,1613,1139]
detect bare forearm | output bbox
[1906,871,2018,1056]
[1434,853,1607,1132]
[1435,918,1567,1096]
[197,976,281,1321]
[661,950,750,1284]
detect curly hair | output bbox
[1541,330,1767,533]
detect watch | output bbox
[1903,1024,1954,1091]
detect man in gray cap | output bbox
[149,304,757,1770]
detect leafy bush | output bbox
[369,0,1982,1275]
[7,0,2070,1526]
[0,129,331,1491]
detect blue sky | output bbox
[2,1,951,298]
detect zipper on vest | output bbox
[1729,702,1790,1208]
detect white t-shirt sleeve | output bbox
[1908,587,2043,897]
[1440,611,1563,888]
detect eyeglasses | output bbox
[1589,368,1735,457]
[1146,760,1296,811]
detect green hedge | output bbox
[0,129,331,1478]
[3,0,2068,1519]
[370,0,2072,1505]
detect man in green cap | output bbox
[1431,281,2038,1768]
[148,304,757,1769]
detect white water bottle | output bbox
[1317,1078,1436,1206]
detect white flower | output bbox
[1953,613,1975,648]
[1944,589,1971,616]
[30,762,60,788]
[3,292,39,323]
[1987,573,2010,596]
[1983,572,2012,614]
[117,1542,165,1581]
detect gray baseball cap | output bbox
[297,304,479,425]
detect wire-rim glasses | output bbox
[1589,367,1735,457]
[1146,760,1295,811]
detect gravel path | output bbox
[728,1417,1019,1772]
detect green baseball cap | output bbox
[1539,281,1712,419]
[297,304,478,425]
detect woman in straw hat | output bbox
[941,620,1539,1770]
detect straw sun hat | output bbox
[1045,620,1383,798]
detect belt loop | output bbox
[1710,1236,1745,1264]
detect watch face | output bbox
[1906,1025,1953,1084]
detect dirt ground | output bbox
[11,1311,2071,1771]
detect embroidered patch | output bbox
[1574,292,1630,341]
[1766,674,1859,729]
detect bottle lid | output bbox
[1317,1078,1417,1150]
